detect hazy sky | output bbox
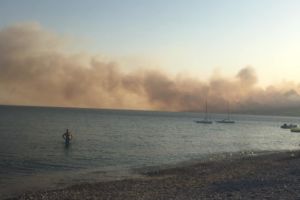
[1,0,300,85]
[1,1,300,112]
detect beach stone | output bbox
[9,151,300,200]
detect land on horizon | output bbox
[2,103,300,117]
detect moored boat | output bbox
[216,102,235,124]
[216,119,235,124]
[195,100,213,124]
[291,127,300,132]
[281,123,297,129]
[195,120,213,124]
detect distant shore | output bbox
[8,150,300,200]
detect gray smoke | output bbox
[1,23,300,114]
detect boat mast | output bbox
[227,102,230,120]
[205,99,208,120]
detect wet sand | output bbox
[8,150,300,200]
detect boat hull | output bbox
[291,128,300,132]
[195,120,213,124]
[216,120,235,123]
[281,124,297,129]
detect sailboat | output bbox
[195,100,213,124]
[216,102,235,123]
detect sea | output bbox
[1,105,300,199]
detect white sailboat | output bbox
[195,100,212,124]
[216,102,235,123]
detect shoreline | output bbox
[7,149,300,200]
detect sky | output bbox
[1,0,300,113]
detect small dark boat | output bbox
[216,102,235,124]
[195,100,212,124]
[281,123,297,129]
[216,119,235,124]
[291,127,300,132]
[195,120,213,124]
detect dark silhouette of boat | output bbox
[216,119,235,124]
[195,100,212,124]
[291,127,300,132]
[216,103,235,124]
[281,123,297,129]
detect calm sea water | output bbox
[1,105,300,198]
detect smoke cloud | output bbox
[1,23,300,114]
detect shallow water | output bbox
[1,105,300,198]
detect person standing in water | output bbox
[62,129,72,145]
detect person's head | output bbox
[66,129,69,133]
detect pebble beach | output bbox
[8,150,300,200]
